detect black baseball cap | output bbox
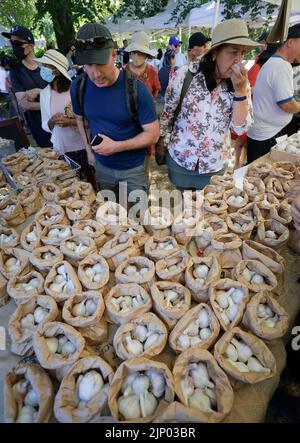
[188,32,211,49]
[287,23,300,39]
[1,25,34,44]
[75,23,115,65]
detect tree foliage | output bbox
[0,0,37,28]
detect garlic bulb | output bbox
[85,299,97,316]
[265,230,277,239]
[132,325,147,342]
[231,288,245,304]
[198,309,209,329]
[242,268,252,282]
[231,338,253,363]
[251,274,264,285]
[145,370,166,398]
[77,370,104,402]
[184,321,199,337]
[144,333,160,350]
[26,230,38,242]
[118,394,141,420]
[230,361,250,372]
[189,363,214,389]
[220,312,230,325]
[257,304,267,318]
[226,297,238,322]
[132,374,149,397]
[178,334,190,349]
[124,265,137,277]
[73,300,87,317]
[140,391,157,418]
[190,337,202,346]
[24,388,39,407]
[181,376,194,404]
[46,337,59,354]
[125,335,143,355]
[224,343,238,362]
[16,405,37,423]
[193,264,209,279]
[61,341,76,355]
[20,314,35,330]
[263,317,278,328]
[247,357,271,373]
[216,291,229,309]
[199,328,212,341]
[189,388,213,413]
[34,307,48,324]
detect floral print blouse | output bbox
[160,61,253,174]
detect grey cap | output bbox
[75,22,114,65]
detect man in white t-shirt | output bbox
[158,36,187,70]
[247,23,300,163]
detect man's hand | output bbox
[25,88,41,102]
[55,116,75,127]
[231,63,248,96]
[91,134,119,156]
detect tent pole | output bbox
[213,0,221,29]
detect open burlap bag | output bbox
[269,165,295,183]
[40,147,60,159]
[72,219,108,247]
[214,327,276,384]
[33,321,85,370]
[193,224,214,252]
[243,176,265,201]
[75,181,96,205]
[150,281,191,329]
[35,204,68,227]
[242,291,289,341]
[224,188,248,213]
[233,259,278,293]
[169,303,220,354]
[116,222,149,250]
[172,207,202,245]
[1,152,29,174]
[20,220,42,252]
[226,212,255,240]
[264,177,285,199]
[100,233,140,271]
[143,206,173,238]
[144,236,179,262]
[108,357,174,423]
[18,186,42,217]
[40,182,59,202]
[255,192,280,209]
[29,245,63,274]
[7,271,44,305]
[155,250,189,284]
[203,216,228,238]
[204,233,242,269]
[4,363,54,423]
[8,295,59,356]
[256,219,289,249]
[185,256,220,302]
[54,356,114,423]
[58,176,79,189]
[210,173,235,190]
[60,235,97,267]
[40,224,73,246]
[242,240,285,276]
[0,198,25,227]
[44,159,69,178]
[44,260,82,303]
[203,184,225,200]
[0,272,8,306]
[115,256,156,289]
[105,283,152,325]
[113,312,168,360]
[269,201,292,225]
[203,198,228,218]
[0,247,30,280]
[96,201,128,236]
[209,278,249,331]
[173,348,234,423]
[62,291,105,327]
[65,200,91,222]
[246,162,271,179]
[0,226,19,249]
[78,254,109,290]
[237,202,263,227]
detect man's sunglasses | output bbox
[75,37,113,50]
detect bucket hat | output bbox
[34,49,71,81]
[125,31,157,58]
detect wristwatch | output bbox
[233,95,247,101]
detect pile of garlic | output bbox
[20,306,49,330]
[72,298,97,317]
[45,335,76,355]
[26,227,39,243]
[118,228,136,244]
[0,232,15,245]
[178,309,212,349]
[83,262,105,283]
[214,287,245,326]
[13,380,39,423]
[156,240,174,251]
[264,230,278,239]
[15,277,40,292]
[162,289,185,308]
[181,362,217,413]
[242,267,265,285]
[224,337,270,373]
[1,203,16,215]
[257,303,279,328]
[118,371,166,419]
[124,325,161,356]
[49,265,75,294]
[111,293,145,313]
[192,264,209,285]
[44,213,60,223]
[47,226,72,240]
[76,370,104,404]
[124,264,149,278]
[64,240,88,255]
[4,256,21,273]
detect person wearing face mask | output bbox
[157,19,258,191]
[1,26,52,148]
[188,32,211,63]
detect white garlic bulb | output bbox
[85,299,97,316]
[242,268,252,282]
[224,343,238,362]
[24,388,39,407]
[247,357,271,373]
[198,309,209,329]
[265,230,277,239]
[118,395,141,420]
[16,405,37,423]
[145,370,166,398]
[124,265,137,277]
[73,300,87,317]
[251,274,264,285]
[178,334,190,349]
[46,337,59,354]
[216,291,229,309]
[144,333,160,350]
[193,264,209,279]
[34,307,48,324]
[125,335,143,356]
[77,370,104,402]
[133,325,148,342]
[20,314,35,330]
[189,389,213,413]
[199,328,212,341]
[61,341,76,355]
[140,391,158,418]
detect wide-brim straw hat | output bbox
[34,49,71,81]
[206,19,261,55]
[125,31,157,58]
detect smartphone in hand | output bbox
[91,134,103,146]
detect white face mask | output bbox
[131,53,147,67]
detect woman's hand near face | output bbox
[231,63,248,95]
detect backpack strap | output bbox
[124,69,143,133]
[173,69,195,125]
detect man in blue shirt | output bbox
[71,23,159,201]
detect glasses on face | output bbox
[10,40,29,47]
[75,37,112,50]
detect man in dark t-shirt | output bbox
[1,25,52,147]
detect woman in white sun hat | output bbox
[36,49,94,184]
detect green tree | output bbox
[0,0,37,28]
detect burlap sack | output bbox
[96,201,128,236]
[172,208,202,245]
[105,283,152,325]
[18,186,42,217]
[226,212,255,240]
[33,321,85,370]
[78,254,109,290]
[203,184,225,200]
[169,303,220,354]
[288,228,300,255]
[242,291,289,341]
[2,153,29,174]
[233,259,278,293]
[40,182,59,202]
[44,159,69,177]
[243,176,266,201]
[242,240,285,276]
[256,219,289,249]
[264,177,285,199]
[0,226,19,249]
[269,201,292,225]
[78,318,108,345]
[75,181,96,205]
[224,188,248,213]
[58,176,79,189]
[255,192,280,209]
[210,173,235,190]
[8,295,59,356]
[269,165,295,182]
[116,222,149,250]
[214,327,276,384]
[204,234,243,269]
[0,272,8,307]
[72,219,108,247]
[155,250,189,284]
[172,348,234,423]
[60,235,97,267]
[54,356,114,423]
[203,198,228,218]
[7,270,44,305]
[185,256,221,302]
[193,224,214,252]
[62,291,105,328]
[149,281,191,329]
[0,198,25,227]
[209,278,249,331]
[143,206,173,238]
[29,245,63,274]
[144,236,179,262]
[40,224,73,246]
[65,200,91,222]
[0,247,30,280]
[237,202,263,227]
[35,204,68,227]
[100,233,140,271]
[246,162,271,180]
[20,220,42,252]
[203,216,228,238]
[113,312,168,360]
[115,256,156,289]
[12,171,34,188]
[4,363,54,423]
[108,357,174,423]
[44,260,82,303]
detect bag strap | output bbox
[173,69,195,124]
[124,69,143,133]
[76,72,87,117]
